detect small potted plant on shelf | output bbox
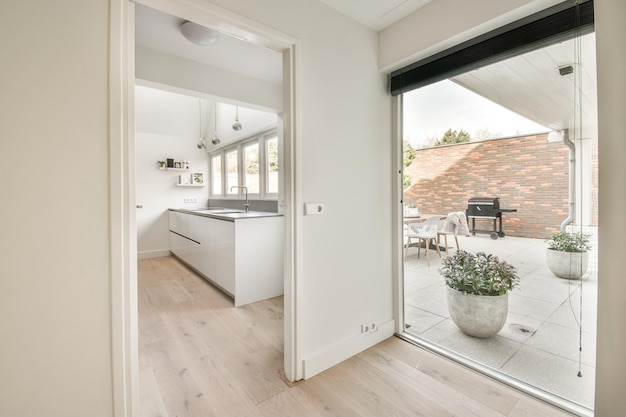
[546,231,591,279]
[440,250,519,338]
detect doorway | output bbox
[109,0,300,414]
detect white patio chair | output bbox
[437,216,460,255]
[405,216,442,266]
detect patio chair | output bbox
[437,216,460,255]
[405,216,442,266]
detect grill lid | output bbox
[468,197,500,206]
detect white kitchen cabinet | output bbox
[213,219,235,295]
[168,210,283,306]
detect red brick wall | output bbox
[404,134,574,239]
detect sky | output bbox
[403,79,549,148]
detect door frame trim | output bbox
[109,1,302,415]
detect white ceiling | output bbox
[319,0,432,31]
[452,33,597,137]
[135,4,283,85]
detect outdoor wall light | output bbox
[558,65,574,76]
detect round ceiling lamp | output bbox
[180,20,220,46]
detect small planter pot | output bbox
[546,249,589,279]
[446,286,508,338]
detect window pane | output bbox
[226,149,238,193]
[266,136,278,194]
[211,155,221,195]
[244,142,259,193]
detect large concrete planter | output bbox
[446,286,508,338]
[546,249,589,279]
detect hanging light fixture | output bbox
[180,20,220,46]
[196,98,207,149]
[232,106,243,131]
[211,103,221,145]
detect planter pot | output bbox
[546,249,589,279]
[446,286,508,338]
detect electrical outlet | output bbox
[184,197,197,203]
[370,322,378,332]
[361,323,370,334]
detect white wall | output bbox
[0,1,113,416]
[136,46,283,111]
[204,0,395,376]
[595,1,626,415]
[135,86,211,258]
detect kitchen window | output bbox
[210,129,278,199]
[211,154,222,195]
[226,149,239,193]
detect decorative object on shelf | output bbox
[180,20,220,46]
[167,158,174,168]
[546,231,591,279]
[211,103,221,145]
[197,98,207,150]
[440,250,519,338]
[174,162,182,168]
[232,106,242,131]
[157,160,166,168]
[184,160,190,169]
[192,173,204,184]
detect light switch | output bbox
[305,202,324,215]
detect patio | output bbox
[403,231,598,411]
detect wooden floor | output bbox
[138,256,574,417]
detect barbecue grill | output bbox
[466,197,517,239]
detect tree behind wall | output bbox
[435,128,471,146]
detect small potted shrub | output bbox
[440,250,519,338]
[546,231,591,279]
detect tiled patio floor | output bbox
[403,232,598,411]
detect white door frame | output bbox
[109,1,301,415]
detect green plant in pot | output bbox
[440,250,519,338]
[546,231,591,279]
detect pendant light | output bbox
[232,106,243,131]
[196,98,207,149]
[211,103,221,145]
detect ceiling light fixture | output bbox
[211,104,221,145]
[180,20,220,46]
[232,106,243,131]
[196,98,207,149]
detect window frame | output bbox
[208,128,278,200]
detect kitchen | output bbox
[134,4,286,306]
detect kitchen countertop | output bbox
[170,207,283,221]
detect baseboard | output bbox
[137,249,171,260]
[302,319,395,379]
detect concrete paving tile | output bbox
[501,345,595,410]
[420,319,523,369]
[404,305,447,335]
[525,321,596,367]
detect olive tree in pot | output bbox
[440,251,519,338]
[546,231,591,279]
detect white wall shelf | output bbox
[176,183,204,187]
[160,167,189,171]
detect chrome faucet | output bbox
[230,186,249,212]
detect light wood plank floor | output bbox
[138,256,574,417]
